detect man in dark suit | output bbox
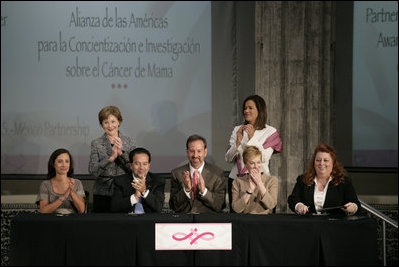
[169,134,227,213]
[111,147,164,213]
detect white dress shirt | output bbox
[183,162,208,198]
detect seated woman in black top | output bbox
[288,143,360,216]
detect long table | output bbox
[9,213,377,266]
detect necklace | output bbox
[316,178,329,190]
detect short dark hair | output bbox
[47,148,74,179]
[129,147,151,163]
[186,134,207,149]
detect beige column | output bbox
[255,1,334,212]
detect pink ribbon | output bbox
[172,228,215,245]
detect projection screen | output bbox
[1,1,212,174]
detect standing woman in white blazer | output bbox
[225,95,282,212]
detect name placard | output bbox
[155,223,232,250]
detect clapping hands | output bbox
[131,178,146,197]
[113,136,123,156]
[183,171,205,194]
[248,168,267,197]
[60,178,75,201]
[243,124,255,139]
[183,171,192,192]
[110,136,123,161]
[248,169,259,192]
[236,125,255,147]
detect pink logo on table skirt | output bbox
[155,223,232,250]
[172,228,215,245]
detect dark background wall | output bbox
[254,1,397,211]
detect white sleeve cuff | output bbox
[199,188,208,197]
[183,185,191,199]
[142,189,149,198]
[130,194,138,206]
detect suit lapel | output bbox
[122,174,135,196]
[201,164,209,182]
[179,164,190,182]
[145,173,152,190]
[306,183,316,210]
[323,184,335,207]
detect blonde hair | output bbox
[98,106,123,125]
[243,145,262,164]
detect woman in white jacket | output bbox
[225,95,282,212]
